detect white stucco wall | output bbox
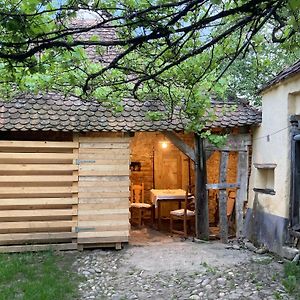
[248,75,300,219]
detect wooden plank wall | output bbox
[77,134,130,249]
[130,132,194,201]
[0,140,78,253]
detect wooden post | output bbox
[236,151,248,238]
[219,151,229,243]
[194,134,209,240]
[163,131,196,162]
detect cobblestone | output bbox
[72,240,295,300]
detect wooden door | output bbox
[154,145,184,217]
[77,134,130,249]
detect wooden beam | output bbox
[206,183,240,190]
[163,131,196,162]
[0,186,78,195]
[219,152,229,243]
[236,151,248,238]
[0,197,77,206]
[0,243,77,253]
[0,164,78,172]
[0,175,78,182]
[0,153,75,160]
[0,140,78,148]
[194,134,209,240]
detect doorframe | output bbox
[289,115,300,240]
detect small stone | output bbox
[245,242,257,252]
[251,256,272,264]
[205,284,212,290]
[256,247,268,254]
[194,278,202,284]
[217,277,227,285]
[201,278,210,286]
[189,295,200,300]
[292,253,300,263]
[82,271,90,276]
[219,292,225,297]
[277,260,284,264]
[232,245,240,250]
[282,246,299,260]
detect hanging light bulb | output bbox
[161,141,168,149]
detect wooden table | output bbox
[150,189,186,230]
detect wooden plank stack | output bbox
[77,135,130,250]
[0,140,78,252]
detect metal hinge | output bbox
[75,159,96,165]
[75,227,96,233]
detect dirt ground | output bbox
[73,228,295,300]
[126,228,251,272]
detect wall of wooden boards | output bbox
[130,132,194,200]
[77,133,130,246]
[130,132,239,224]
[0,132,131,252]
[0,138,78,253]
[130,132,194,217]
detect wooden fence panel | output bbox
[78,135,130,249]
[0,140,78,253]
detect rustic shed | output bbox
[0,92,261,252]
[246,59,300,256]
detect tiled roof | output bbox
[205,101,261,129]
[0,94,261,132]
[261,59,300,92]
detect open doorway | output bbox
[129,132,239,242]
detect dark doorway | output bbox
[291,132,300,232]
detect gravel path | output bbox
[72,238,296,300]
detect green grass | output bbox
[282,261,300,297]
[0,251,79,300]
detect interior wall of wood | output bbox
[130,131,239,224]
[130,132,194,203]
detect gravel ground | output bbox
[71,233,297,300]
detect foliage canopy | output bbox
[0,0,299,130]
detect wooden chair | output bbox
[170,185,195,238]
[129,183,152,227]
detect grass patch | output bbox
[282,261,300,296]
[0,251,79,300]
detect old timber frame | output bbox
[163,131,251,242]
